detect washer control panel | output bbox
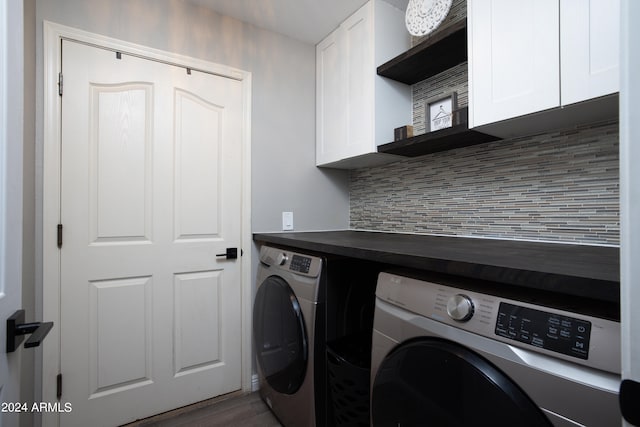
[495,302,591,360]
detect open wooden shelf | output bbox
[377,19,467,85]
[377,108,500,157]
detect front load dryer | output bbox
[371,271,621,427]
[253,245,326,427]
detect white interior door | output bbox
[0,1,23,425]
[58,39,243,426]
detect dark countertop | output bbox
[253,230,620,303]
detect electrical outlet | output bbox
[282,212,294,231]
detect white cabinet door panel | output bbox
[561,0,620,106]
[469,0,559,128]
[344,4,374,159]
[316,31,345,165]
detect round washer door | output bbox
[253,275,308,395]
[372,338,552,427]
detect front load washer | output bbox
[371,271,621,427]
[253,245,326,427]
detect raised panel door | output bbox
[59,39,243,426]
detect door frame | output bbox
[1,0,25,421]
[41,21,253,421]
[621,1,640,425]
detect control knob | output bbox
[275,252,288,266]
[447,294,474,322]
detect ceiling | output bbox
[187,0,409,44]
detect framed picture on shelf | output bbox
[426,92,458,132]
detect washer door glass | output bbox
[372,338,552,427]
[253,275,308,394]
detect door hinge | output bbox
[56,373,62,399]
[58,72,63,96]
[57,224,63,248]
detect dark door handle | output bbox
[216,247,239,259]
[6,309,54,353]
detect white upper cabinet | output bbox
[316,0,411,169]
[468,0,620,135]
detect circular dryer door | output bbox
[253,275,308,395]
[372,338,552,427]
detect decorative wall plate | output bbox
[405,0,453,37]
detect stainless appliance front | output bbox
[371,271,621,427]
[253,245,325,427]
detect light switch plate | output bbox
[282,211,294,231]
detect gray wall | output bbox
[34,0,349,235]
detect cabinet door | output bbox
[560,0,620,106]
[469,0,560,128]
[343,4,374,159]
[316,29,346,166]
[316,2,374,166]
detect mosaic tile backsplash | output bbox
[350,120,619,245]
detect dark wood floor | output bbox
[122,392,282,427]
